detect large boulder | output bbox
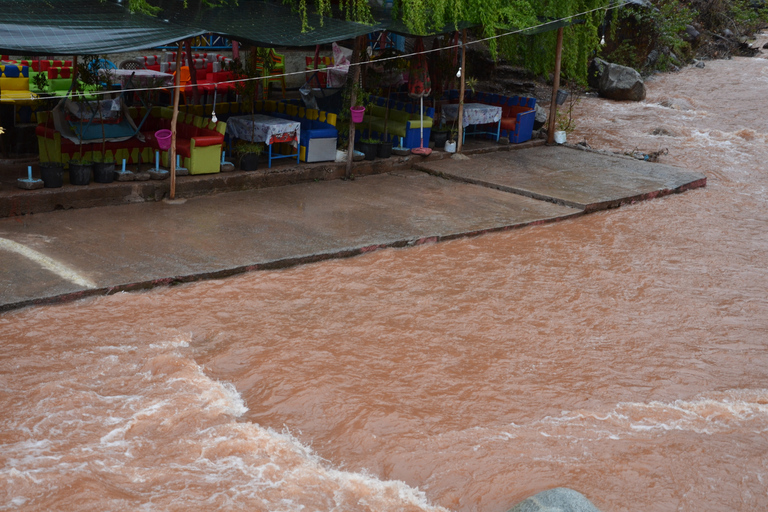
[589,58,646,101]
[506,487,603,512]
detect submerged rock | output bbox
[506,487,603,512]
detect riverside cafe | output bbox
[0,0,577,196]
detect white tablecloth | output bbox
[99,69,174,89]
[226,115,300,147]
[442,103,502,127]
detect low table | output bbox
[226,114,301,168]
[442,103,502,143]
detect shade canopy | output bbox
[0,0,203,55]
[0,0,582,55]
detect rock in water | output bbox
[506,487,603,512]
[591,59,646,102]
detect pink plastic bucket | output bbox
[155,129,172,150]
[350,106,365,124]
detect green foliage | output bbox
[727,0,768,34]
[555,83,583,133]
[119,0,236,16]
[695,0,768,35]
[235,140,264,155]
[603,39,638,68]
[497,0,609,85]
[600,0,696,72]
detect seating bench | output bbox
[447,90,536,143]
[359,95,434,149]
[36,106,226,174]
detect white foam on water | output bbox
[1,331,448,512]
[521,389,768,440]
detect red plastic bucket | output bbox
[350,106,365,124]
[155,129,172,150]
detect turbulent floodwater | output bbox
[3,35,768,512]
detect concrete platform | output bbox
[0,170,581,311]
[415,145,707,212]
[0,145,706,312]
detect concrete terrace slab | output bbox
[414,145,707,212]
[0,171,581,311]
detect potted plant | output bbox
[358,137,378,160]
[430,123,449,149]
[78,56,116,183]
[554,84,581,144]
[349,80,367,123]
[230,48,273,169]
[444,117,459,153]
[68,71,94,186]
[236,141,263,171]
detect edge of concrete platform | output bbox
[415,144,708,213]
[0,203,581,313]
[0,139,546,218]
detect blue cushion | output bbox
[3,65,19,77]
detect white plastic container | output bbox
[554,131,567,144]
[444,140,457,153]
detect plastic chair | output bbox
[264,49,286,99]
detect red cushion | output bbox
[174,138,191,157]
[500,118,517,131]
[192,134,223,147]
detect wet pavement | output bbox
[0,145,706,311]
[415,145,707,212]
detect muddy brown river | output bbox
[2,34,768,512]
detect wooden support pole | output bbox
[456,30,467,154]
[169,42,183,200]
[547,27,564,144]
[185,39,200,105]
[345,36,363,179]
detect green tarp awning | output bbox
[0,0,204,55]
[178,1,376,47]
[0,0,580,55]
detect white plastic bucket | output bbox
[554,131,567,144]
[444,140,457,153]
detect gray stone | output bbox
[219,163,234,173]
[114,171,135,181]
[587,58,608,90]
[596,61,646,101]
[695,60,706,68]
[149,169,169,180]
[533,104,548,130]
[176,167,190,176]
[506,487,603,512]
[723,28,734,38]
[393,147,411,156]
[646,49,659,68]
[683,24,700,43]
[498,136,510,145]
[16,178,44,190]
[134,171,151,181]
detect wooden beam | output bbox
[169,42,183,200]
[346,36,363,179]
[547,27,564,144]
[456,29,467,153]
